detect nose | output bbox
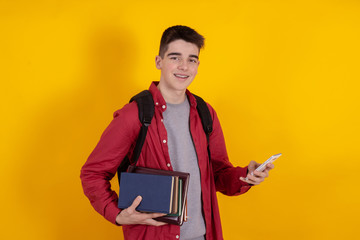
[178,59,188,71]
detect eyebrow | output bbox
[167,52,199,59]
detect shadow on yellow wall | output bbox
[10,25,140,239]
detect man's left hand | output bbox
[240,160,275,185]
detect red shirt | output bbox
[80,82,251,240]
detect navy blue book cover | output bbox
[118,172,174,214]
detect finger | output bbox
[131,211,167,223]
[127,195,142,213]
[248,160,258,172]
[240,177,259,185]
[145,212,167,219]
[239,177,248,183]
[240,176,258,185]
[247,178,261,185]
[253,170,268,178]
[246,174,264,185]
[144,218,168,226]
[266,163,275,170]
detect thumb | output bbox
[127,195,142,213]
[248,160,257,173]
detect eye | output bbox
[170,57,180,61]
[189,59,198,63]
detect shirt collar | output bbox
[149,81,197,111]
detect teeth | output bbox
[174,74,188,78]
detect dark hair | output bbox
[159,25,205,58]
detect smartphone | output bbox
[245,153,282,180]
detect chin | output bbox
[174,80,192,90]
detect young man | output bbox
[81,25,274,240]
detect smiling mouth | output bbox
[174,74,189,79]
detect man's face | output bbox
[155,39,200,94]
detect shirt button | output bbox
[163,139,167,143]
[155,102,159,105]
[176,235,179,239]
[161,119,163,122]
[167,163,171,167]
[162,105,166,109]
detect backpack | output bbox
[117,90,213,180]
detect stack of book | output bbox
[118,167,189,225]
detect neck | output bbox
[157,83,186,104]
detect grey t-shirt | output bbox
[163,99,206,240]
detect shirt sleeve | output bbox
[207,104,252,196]
[80,102,141,224]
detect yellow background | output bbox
[1,0,359,239]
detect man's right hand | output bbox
[115,196,168,226]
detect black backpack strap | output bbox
[128,90,154,167]
[193,94,213,163]
[130,90,154,128]
[117,90,154,179]
[193,94,213,142]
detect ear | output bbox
[155,55,162,69]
